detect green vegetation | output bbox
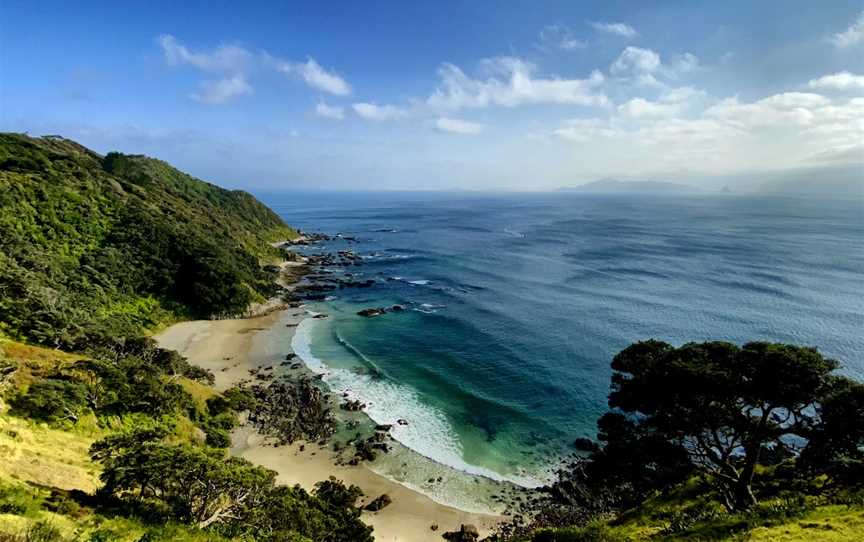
[506,341,864,541]
[0,133,297,348]
[2,134,861,540]
[0,136,372,541]
[0,336,372,541]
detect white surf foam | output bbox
[408,279,431,285]
[414,302,445,314]
[503,227,525,238]
[290,318,542,487]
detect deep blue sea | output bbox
[259,191,864,487]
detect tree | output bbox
[10,378,88,422]
[608,340,838,511]
[91,428,275,528]
[89,429,373,540]
[799,377,864,486]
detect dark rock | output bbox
[285,353,298,360]
[341,399,365,411]
[375,424,393,432]
[357,307,386,317]
[397,418,409,426]
[573,437,600,453]
[364,494,392,512]
[443,524,479,541]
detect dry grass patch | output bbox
[0,413,99,492]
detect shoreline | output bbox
[155,308,504,541]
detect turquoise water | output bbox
[261,191,864,485]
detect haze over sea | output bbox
[261,191,864,486]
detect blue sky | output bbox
[1,1,862,190]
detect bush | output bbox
[204,427,231,448]
[10,379,88,423]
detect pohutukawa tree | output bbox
[608,340,843,511]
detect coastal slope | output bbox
[0,133,297,348]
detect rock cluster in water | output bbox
[357,305,404,317]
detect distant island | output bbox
[558,177,700,193]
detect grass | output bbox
[747,505,864,541]
[523,476,864,542]
[0,339,82,391]
[0,336,233,541]
[0,481,231,541]
[0,412,100,493]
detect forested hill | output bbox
[0,133,298,348]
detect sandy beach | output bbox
[155,308,503,542]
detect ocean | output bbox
[257,191,864,507]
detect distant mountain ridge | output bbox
[559,177,700,193]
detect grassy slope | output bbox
[0,338,231,541]
[525,482,864,541]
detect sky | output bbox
[1,0,863,191]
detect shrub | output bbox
[10,379,88,423]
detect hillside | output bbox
[0,133,298,348]
[0,136,373,541]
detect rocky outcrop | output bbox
[357,308,387,317]
[364,494,392,512]
[443,524,479,541]
[357,305,405,317]
[341,399,366,411]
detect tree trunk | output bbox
[734,479,757,510]
[733,444,761,510]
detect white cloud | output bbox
[157,35,351,100]
[672,52,700,73]
[551,89,864,175]
[435,117,484,135]
[427,56,607,110]
[610,48,698,87]
[808,71,864,91]
[190,76,253,104]
[660,86,706,103]
[537,24,587,51]
[590,22,637,38]
[553,118,623,142]
[352,102,407,121]
[829,11,864,49]
[610,46,661,75]
[158,34,254,74]
[283,59,351,96]
[704,92,832,129]
[315,101,345,120]
[617,97,682,118]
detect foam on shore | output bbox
[291,317,544,489]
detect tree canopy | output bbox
[607,340,855,511]
[0,134,297,348]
